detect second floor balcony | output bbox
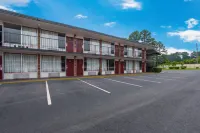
[2,32,66,51]
[83,43,100,55]
[102,46,115,56]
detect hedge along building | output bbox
[0,9,158,80]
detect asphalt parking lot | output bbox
[1,71,200,133]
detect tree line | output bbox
[128,30,166,53]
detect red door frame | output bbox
[115,61,119,74]
[66,37,74,53]
[67,59,74,76]
[77,59,83,76]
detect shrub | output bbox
[152,67,162,73]
[174,67,180,69]
[169,67,174,69]
[181,66,187,69]
[196,67,199,69]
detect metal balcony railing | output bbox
[84,43,100,55]
[2,32,66,51]
[102,46,115,56]
[124,49,134,57]
[40,36,65,51]
[134,50,142,58]
[3,32,38,49]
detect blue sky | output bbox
[1,0,200,54]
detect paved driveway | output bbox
[0,71,200,133]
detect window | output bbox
[125,60,133,70]
[58,33,65,49]
[84,58,99,71]
[61,56,66,72]
[124,46,128,55]
[4,53,37,73]
[84,58,87,71]
[22,27,37,48]
[4,23,21,44]
[41,56,62,72]
[124,61,126,70]
[41,30,65,50]
[111,43,115,54]
[22,55,37,72]
[107,59,114,71]
[90,40,100,54]
[4,53,21,73]
[84,38,90,51]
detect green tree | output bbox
[128,31,141,42]
[172,61,177,66]
[140,30,152,44]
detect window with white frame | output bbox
[84,38,90,51]
[41,56,62,72]
[102,59,114,71]
[102,42,111,55]
[125,60,133,70]
[22,55,37,72]
[4,23,21,45]
[135,61,141,71]
[22,27,38,49]
[4,53,37,73]
[127,47,133,57]
[90,39,100,54]
[84,58,99,71]
[40,30,65,51]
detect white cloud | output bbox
[0,0,32,12]
[166,47,192,55]
[0,5,16,12]
[168,30,200,42]
[121,0,142,10]
[160,25,172,29]
[74,14,88,19]
[104,22,116,27]
[0,0,31,7]
[185,18,198,29]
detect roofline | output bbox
[0,9,155,49]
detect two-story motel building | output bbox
[0,9,156,80]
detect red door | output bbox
[115,45,119,56]
[67,59,74,76]
[120,61,124,74]
[66,37,73,53]
[77,59,83,76]
[0,56,2,80]
[77,39,83,53]
[115,61,119,74]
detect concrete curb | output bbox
[0,73,153,84]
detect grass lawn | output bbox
[162,68,200,70]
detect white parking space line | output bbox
[45,81,52,106]
[157,75,186,79]
[106,78,143,87]
[78,79,111,94]
[139,76,174,80]
[124,77,161,83]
